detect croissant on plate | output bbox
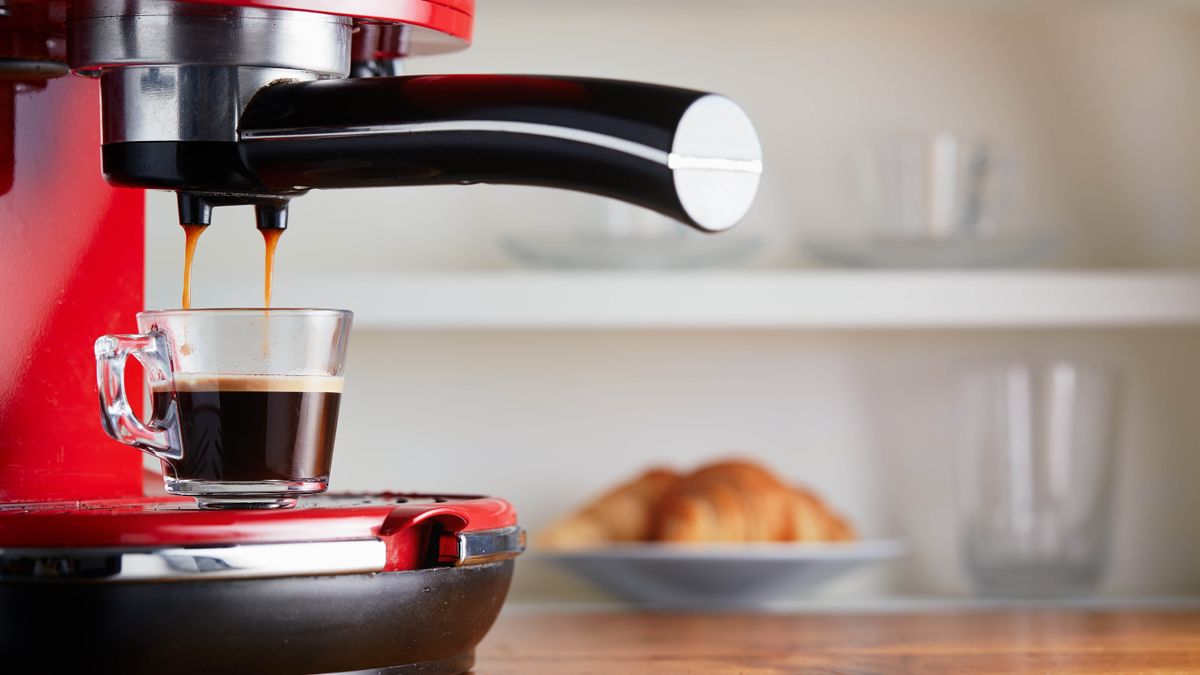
[538,458,854,549]
[538,468,681,549]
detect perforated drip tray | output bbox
[0,492,472,513]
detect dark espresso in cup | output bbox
[152,374,343,483]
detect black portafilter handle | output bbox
[237,75,763,232]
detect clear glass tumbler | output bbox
[804,131,1043,268]
[95,309,352,509]
[957,360,1120,597]
[860,132,1004,240]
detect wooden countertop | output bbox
[475,610,1200,673]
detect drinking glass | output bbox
[803,132,1044,267]
[95,308,352,509]
[862,132,1002,239]
[957,360,1119,597]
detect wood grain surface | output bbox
[474,610,1200,674]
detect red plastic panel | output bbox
[380,498,517,571]
[0,75,144,502]
[0,495,518,571]
[1,1,472,57]
[155,0,473,47]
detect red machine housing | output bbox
[1,6,523,673]
[188,0,475,42]
[0,73,145,502]
[0,494,517,571]
[0,0,518,559]
[0,0,472,505]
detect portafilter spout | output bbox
[71,2,761,230]
[110,75,761,233]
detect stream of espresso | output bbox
[181,224,207,310]
[181,223,283,311]
[262,228,283,309]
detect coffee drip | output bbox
[181,224,206,310]
[180,223,283,310]
[261,227,282,309]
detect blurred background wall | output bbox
[144,1,1200,601]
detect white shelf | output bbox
[163,270,1200,330]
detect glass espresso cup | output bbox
[95,309,352,509]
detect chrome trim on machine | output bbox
[456,526,526,567]
[0,526,526,580]
[0,540,386,581]
[69,0,351,143]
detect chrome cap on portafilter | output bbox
[68,0,762,232]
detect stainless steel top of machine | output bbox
[69,0,352,76]
[69,0,351,144]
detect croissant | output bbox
[538,458,855,549]
[654,460,795,541]
[788,485,855,541]
[537,468,680,549]
[655,459,855,543]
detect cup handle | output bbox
[94,333,181,462]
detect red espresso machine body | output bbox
[0,0,472,499]
[0,57,144,502]
[0,4,523,673]
[0,1,761,672]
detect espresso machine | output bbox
[0,1,761,672]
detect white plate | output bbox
[542,540,904,609]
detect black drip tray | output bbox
[0,561,513,674]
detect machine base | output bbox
[0,561,513,674]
